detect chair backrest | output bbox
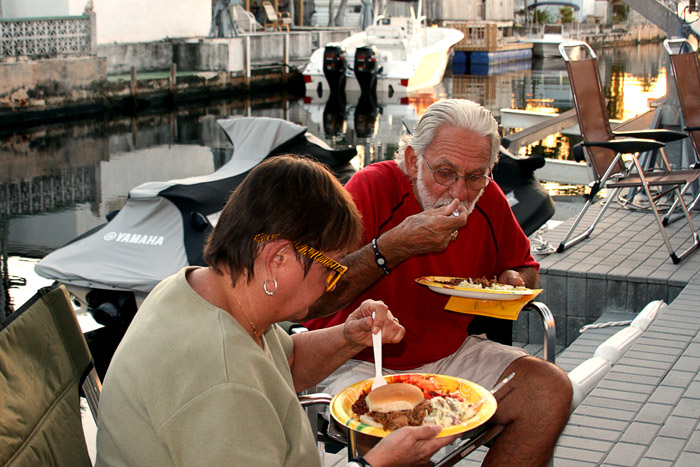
[560,41,622,180]
[0,284,97,466]
[262,1,278,21]
[665,38,700,156]
[232,4,261,33]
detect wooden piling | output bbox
[169,63,177,92]
[130,67,137,96]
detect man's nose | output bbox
[448,179,474,202]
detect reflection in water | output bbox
[447,43,667,162]
[0,44,667,313]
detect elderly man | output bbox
[303,99,572,466]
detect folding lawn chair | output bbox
[556,41,700,264]
[662,38,700,224]
[0,283,101,466]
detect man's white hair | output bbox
[396,99,500,174]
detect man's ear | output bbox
[406,146,419,179]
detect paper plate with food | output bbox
[329,373,496,438]
[415,276,541,301]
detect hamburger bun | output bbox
[365,383,424,413]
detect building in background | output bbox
[0,0,210,44]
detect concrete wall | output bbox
[1,0,210,45]
[98,31,337,75]
[1,0,72,17]
[441,0,514,21]
[486,0,514,21]
[0,57,106,105]
[93,0,210,44]
[99,41,176,75]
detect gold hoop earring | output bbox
[264,279,278,296]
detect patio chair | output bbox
[0,283,101,466]
[262,1,287,31]
[232,4,263,33]
[557,41,700,264]
[662,38,700,224]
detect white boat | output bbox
[524,24,568,58]
[519,1,581,58]
[302,0,464,97]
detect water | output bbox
[0,43,668,314]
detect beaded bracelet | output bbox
[371,238,391,275]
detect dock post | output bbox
[130,67,137,96]
[169,63,176,92]
[283,33,289,83]
[245,36,251,87]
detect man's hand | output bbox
[497,267,539,289]
[343,299,405,348]
[497,269,524,287]
[388,198,467,259]
[363,425,459,467]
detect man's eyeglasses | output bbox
[423,158,492,190]
[253,234,348,291]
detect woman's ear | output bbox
[264,243,291,274]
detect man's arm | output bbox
[306,199,468,320]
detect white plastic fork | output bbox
[371,312,387,390]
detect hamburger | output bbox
[354,383,431,431]
[351,380,479,432]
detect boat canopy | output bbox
[526,1,580,11]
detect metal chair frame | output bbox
[662,38,700,224]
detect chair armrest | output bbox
[613,129,687,143]
[583,138,664,153]
[279,321,308,334]
[298,393,333,407]
[521,301,556,363]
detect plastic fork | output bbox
[371,312,387,390]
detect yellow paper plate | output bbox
[329,373,496,438]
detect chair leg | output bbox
[634,164,700,264]
[557,187,621,252]
[663,181,700,226]
[81,367,102,424]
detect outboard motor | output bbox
[323,44,347,95]
[323,91,347,140]
[354,45,379,95]
[354,92,378,139]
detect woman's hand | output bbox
[343,299,405,348]
[363,425,459,467]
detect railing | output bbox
[0,14,96,58]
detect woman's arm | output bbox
[288,300,404,393]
